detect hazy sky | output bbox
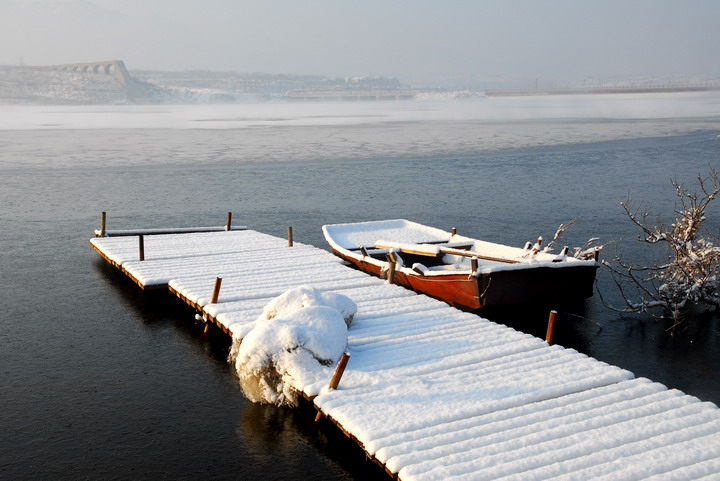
[2,0,719,86]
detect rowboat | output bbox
[322,219,598,310]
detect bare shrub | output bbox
[602,168,720,332]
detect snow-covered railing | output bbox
[94,225,248,237]
[93,211,246,237]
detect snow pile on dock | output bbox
[232,286,356,406]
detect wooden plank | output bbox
[374,241,441,257]
[438,245,520,264]
[374,240,519,264]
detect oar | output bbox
[374,240,520,264]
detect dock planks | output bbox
[91,228,720,481]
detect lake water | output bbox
[1,97,720,479]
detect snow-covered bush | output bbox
[603,168,720,332]
[231,286,357,406]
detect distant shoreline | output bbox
[486,84,720,97]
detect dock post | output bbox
[315,352,351,422]
[329,352,351,390]
[545,310,557,345]
[386,251,396,284]
[593,248,600,261]
[100,211,106,237]
[138,235,145,261]
[288,226,293,247]
[225,212,232,231]
[210,277,223,304]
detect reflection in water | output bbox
[239,401,388,479]
[239,403,302,455]
[483,302,596,353]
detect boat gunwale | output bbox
[322,220,597,279]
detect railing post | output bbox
[138,235,145,261]
[100,211,106,237]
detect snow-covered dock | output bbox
[90,229,720,481]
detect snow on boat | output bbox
[322,219,598,310]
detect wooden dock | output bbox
[91,227,720,481]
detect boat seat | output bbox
[425,264,471,272]
[436,241,475,250]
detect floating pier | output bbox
[91,223,720,481]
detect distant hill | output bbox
[0,63,449,104]
[0,65,130,104]
[132,70,421,102]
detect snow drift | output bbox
[231,286,357,406]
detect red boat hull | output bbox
[333,249,597,310]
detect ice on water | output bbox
[3,92,720,171]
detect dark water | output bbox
[1,127,720,480]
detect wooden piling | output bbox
[316,352,351,422]
[100,211,107,237]
[210,277,223,304]
[386,251,396,284]
[593,248,600,261]
[138,235,145,261]
[225,212,232,231]
[288,226,293,247]
[329,352,351,390]
[546,310,557,345]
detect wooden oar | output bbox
[374,241,520,264]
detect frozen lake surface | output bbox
[2,92,720,170]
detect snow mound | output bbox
[259,285,357,326]
[233,286,357,406]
